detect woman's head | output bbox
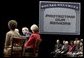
[8,20,17,30]
[30,24,39,33]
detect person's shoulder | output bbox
[6,31,13,35]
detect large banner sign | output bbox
[39,1,81,35]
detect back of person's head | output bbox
[80,42,83,46]
[8,20,17,30]
[30,24,39,32]
[56,39,60,43]
[65,41,68,45]
[77,40,80,45]
[74,41,77,45]
[80,39,83,42]
[15,28,19,32]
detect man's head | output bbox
[30,24,39,33]
[74,41,77,45]
[8,20,17,30]
[65,41,68,45]
[76,40,80,45]
[80,42,83,46]
[22,27,29,35]
[63,40,65,44]
[80,39,83,42]
[56,39,60,44]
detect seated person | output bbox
[24,24,42,57]
[72,40,80,57]
[67,41,75,57]
[4,20,21,57]
[54,40,62,57]
[61,41,69,55]
[77,42,83,57]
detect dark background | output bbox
[0,0,83,57]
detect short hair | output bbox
[56,39,59,43]
[30,24,39,32]
[22,27,29,32]
[77,40,80,44]
[15,28,19,32]
[65,41,68,44]
[8,20,17,30]
[63,40,65,44]
[74,41,77,44]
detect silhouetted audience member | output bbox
[54,40,62,57]
[67,41,75,57]
[61,41,69,54]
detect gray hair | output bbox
[30,24,39,32]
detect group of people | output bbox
[51,38,83,57]
[4,20,42,57]
[3,20,83,57]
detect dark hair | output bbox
[70,40,74,45]
[8,20,17,30]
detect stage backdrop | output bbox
[39,1,81,35]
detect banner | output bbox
[39,1,81,35]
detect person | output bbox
[22,27,31,38]
[4,20,21,57]
[24,24,42,57]
[72,40,80,57]
[67,41,75,57]
[76,42,83,57]
[54,39,62,57]
[61,41,69,57]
